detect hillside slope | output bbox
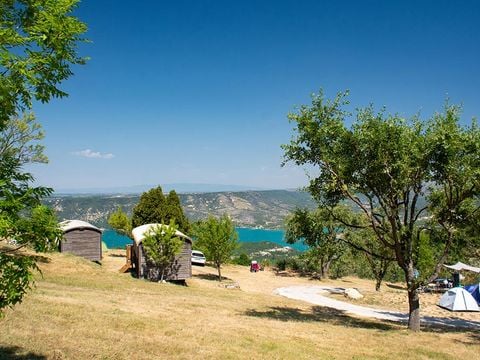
[44,190,316,229]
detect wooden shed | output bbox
[131,223,192,281]
[59,220,102,262]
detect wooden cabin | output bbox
[131,223,192,281]
[59,220,102,262]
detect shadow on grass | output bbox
[420,316,480,334]
[457,331,480,345]
[108,253,126,258]
[244,305,480,334]
[193,273,232,282]
[273,270,301,278]
[244,305,398,331]
[0,346,47,360]
[386,283,406,291]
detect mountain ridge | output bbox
[54,183,276,195]
[44,189,316,230]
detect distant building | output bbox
[131,223,192,281]
[59,220,102,262]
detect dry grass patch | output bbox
[0,250,478,359]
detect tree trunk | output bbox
[407,288,421,331]
[217,264,222,282]
[374,262,389,291]
[321,259,332,279]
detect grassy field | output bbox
[0,250,479,359]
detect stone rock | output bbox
[344,288,364,300]
[220,282,240,289]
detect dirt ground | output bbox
[104,249,480,323]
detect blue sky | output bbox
[30,0,480,191]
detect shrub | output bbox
[233,253,251,266]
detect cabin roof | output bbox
[132,223,192,245]
[59,220,102,233]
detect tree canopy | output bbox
[107,206,132,237]
[0,115,63,314]
[131,187,190,233]
[0,0,88,128]
[283,90,480,330]
[142,220,184,282]
[285,206,348,279]
[193,214,238,281]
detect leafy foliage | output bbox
[0,0,88,128]
[283,90,480,330]
[0,113,47,163]
[193,214,238,281]
[285,206,348,279]
[132,187,190,233]
[142,220,183,282]
[233,252,251,266]
[107,207,132,236]
[0,0,87,313]
[345,226,395,291]
[165,190,190,233]
[0,253,37,311]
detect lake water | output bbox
[102,227,307,251]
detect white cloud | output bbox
[72,149,115,159]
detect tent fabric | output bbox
[438,287,480,312]
[464,284,480,305]
[443,261,480,273]
[131,223,192,246]
[59,220,102,233]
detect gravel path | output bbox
[274,285,480,329]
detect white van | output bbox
[191,250,206,266]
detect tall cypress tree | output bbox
[131,187,166,228]
[131,186,190,233]
[166,190,190,233]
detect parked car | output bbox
[191,250,206,266]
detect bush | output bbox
[260,259,271,268]
[274,254,320,276]
[275,258,287,271]
[233,253,251,266]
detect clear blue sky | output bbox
[30,0,480,191]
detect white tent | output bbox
[443,261,480,273]
[438,287,480,312]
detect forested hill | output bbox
[44,190,316,229]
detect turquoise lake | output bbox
[102,227,307,251]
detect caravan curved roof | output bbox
[59,220,101,233]
[132,223,192,246]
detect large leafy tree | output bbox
[131,186,190,233]
[0,0,87,313]
[285,207,348,279]
[283,91,480,331]
[193,214,238,281]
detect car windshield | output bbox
[192,252,204,258]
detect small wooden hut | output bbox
[131,223,192,281]
[59,220,102,262]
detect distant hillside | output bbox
[54,183,267,195]
[44,190,316,229]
